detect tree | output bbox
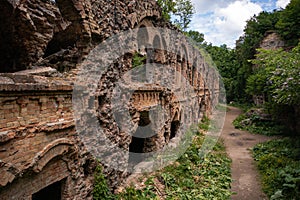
[173,0,194,31]
[248,44,300,133]
[276,0,300,46]
[234,11,280,102]
[186,30,205,46]
[157,0,194,31]
[157,0,177,21]
[250,45,300,106]
[203,44,241,102]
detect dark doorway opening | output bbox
[128,111,156,166]
[170,120,180,140]
[128,134,146,166]
[139,111,151,127]
[129,136,145,154]
[32,179,64,200]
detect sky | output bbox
[190,0,291,48]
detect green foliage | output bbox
[250,45,300,106]
[186,30,205,46]
[276,0,300,46]
[157,0,194,30]
[234,11,280,102]
[153,133,232,199]
[245,68,268,96]
[204,44,241,102]
[157,0,176,21]
[173,0,194,30]
[246,44,300,133]
[128,123,231,199]
[132,52,146,68]
[198,115,210,131]
[252,138,300,199]
[236,11,280,64]
[95,121,232,199]
[116,187,158,200]
[93,165,114,200]
[233,111,285,136]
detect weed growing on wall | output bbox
[93,165,115,200]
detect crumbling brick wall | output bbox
[0,0,220,198]
[0,74,95,200]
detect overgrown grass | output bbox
[252,138,300,199]
[233,111,285,136]
[93,120,232,199]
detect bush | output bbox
[93,165,114,200]
[252,138,300,199]
[233,108,285,136]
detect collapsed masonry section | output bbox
[0,74,95,200]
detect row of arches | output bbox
[134,19,215,93]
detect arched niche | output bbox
[153,35,161,49]
[32,138,76,173]
[137,25,149,51]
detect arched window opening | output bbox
[139,111,151,126]
[170,120,180,140]
[137,25,149,51]
[128,111,157,165]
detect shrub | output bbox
[252,138,300,199]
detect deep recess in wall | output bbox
[32,179,65,200]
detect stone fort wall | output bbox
[0,0,220,199]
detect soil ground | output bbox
[221,106,274,200]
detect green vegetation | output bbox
[247,43,300,134]
[252,138,300,199]
[93,165,115,200]
[233,110,285,136]
[276,0,300,46]
[235,10,280,102]
[204,44,241,102]
[116,135,232,199]
[248,44,300,106]
[156,0,300,133]
[132,52,146,68]
[157,0,194,30]
[231,0,300,106]
[153,1,300,199]
[230,0,300,134]
[157,0,177,21]
[173,0,194,31]
[93,120,232,200]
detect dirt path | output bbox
[221,106,273,200]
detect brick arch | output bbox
[172,108,181,122]
[32,138,76,173]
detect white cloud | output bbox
[191,0,235,13]
[276,0,290,8]
[190,0,264,47]
[215,1,263,35]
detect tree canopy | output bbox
[248,44,300,106]
[276,0,300,46]
[157,0,194,30]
